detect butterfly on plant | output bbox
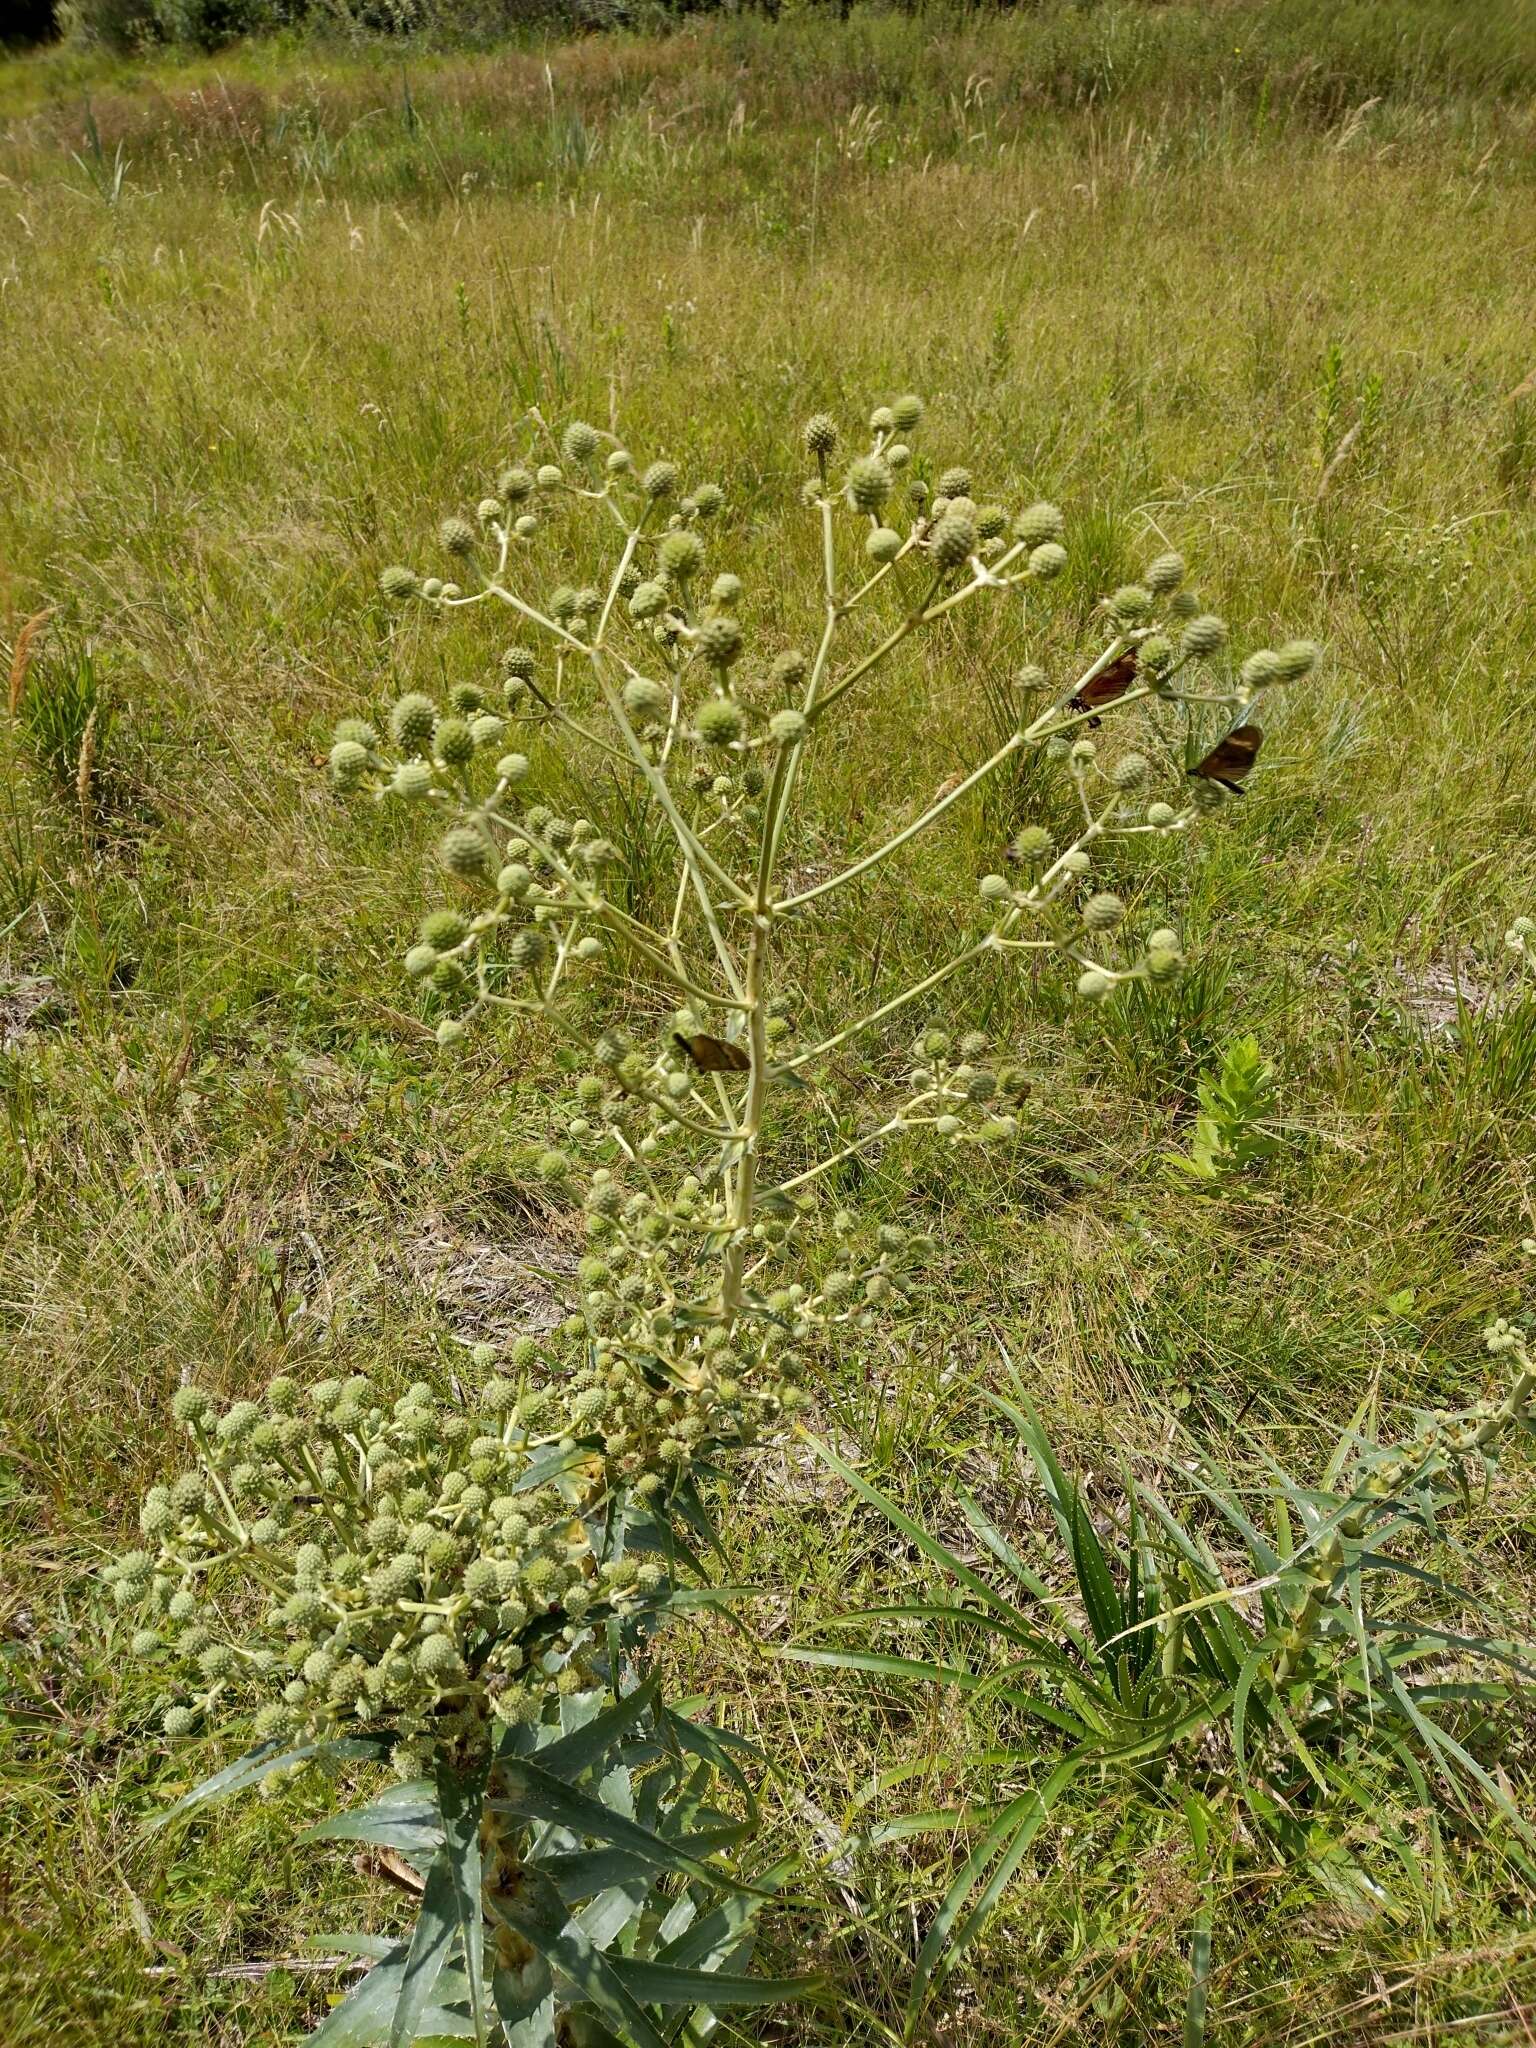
[673,1032,750,1073]
[1189,723,1263,795]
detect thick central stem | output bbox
[721,914,771,1323]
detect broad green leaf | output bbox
[657,1854,798,1971]
[539,1827,752,1907]
[303,1781,441,1860]
[488,1871,670,2048]
[305,1948,478,2045]
[534,1677,659,1784]
[491,1757,749,1892]
[491,1955,555,2048]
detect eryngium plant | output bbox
[110,397,1313,2043]
[796,1323,1536,2029]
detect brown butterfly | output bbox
[1189,724,1263,795]
[1068,648,1139,723]
[673,1032,750,1073]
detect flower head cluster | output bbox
[107,1361,708,1760]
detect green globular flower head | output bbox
[497,466,534,504]
[404,944,436,979]
[845,454,893,514]
[979,873,1011,904]
[433,717,475,767]
[536,464,563,491]
[1275,639,1320,681]
[511,929,549,973]
[393,761,433,799]
[477,498,503,526]
[329,740,369,787]
[697,616,743,669]
[334,717,378,750]
[415,1634,465,1685]
[470,714,505,751]
[1010,824,1053,864]
[1083,891,1125,932]
[803,414,839,460]
[629,581,668,621]
[1240,649,1283,690]
[710,573,742,606]
[440,828,492,881]
[1029,542,1068,579]
[440,517,476,559]
[692,482,724,517]
[1145,943,1183,982]
[562,420,601,465]
[502,646,536,684]
[1014,501,1064,548]
[1146,801,1177,827]
[1145,551,1186,595]
[891,394,924,432]
[931,512,977,571]
[974,504,1008,542]
[1137,634,1175,678]
[379,565,419,601]
[390,694,438,755]
[1112,752,1151,790]
[1181,614,1228,658]
[769,708,807,746]
[937,466,972,500]
[163,1706,197,1739]
[1107,584,1153,624]
[642,461,679,501]
[421,909,469,952]
[1076,968,1114,1001]
[658,530,705,581]
[171,1386,213,1426]
[497,754,530,787]
[696,698,743,747]
[866,527,902,564]
[622,677,670,723]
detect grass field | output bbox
[4,4,1536,2042]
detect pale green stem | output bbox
[776,731,1024,913]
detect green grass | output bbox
[3,3,1536,2042]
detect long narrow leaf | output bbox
[907,1759,1080,2023]
[389,1850,459,2048]
[801,1431,1022,1623]
[437,1760,489,2047]
[149,1735,390,1831]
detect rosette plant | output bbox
[796,1324,1536,2031]
[111,396,1317,2043]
